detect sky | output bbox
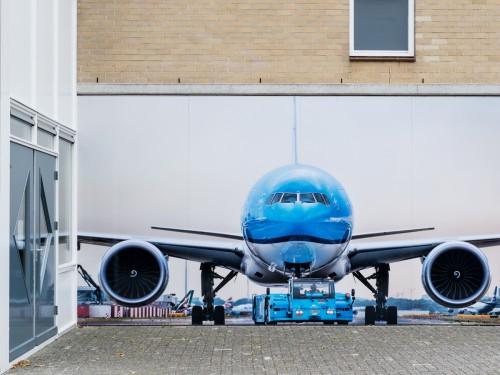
[77,95,500,303]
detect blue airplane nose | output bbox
[281,241,315,265]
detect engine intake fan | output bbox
[99,240,169,307]
[422,241,490,308]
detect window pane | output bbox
[354,0,408,51]
[38,128,55,149]
[265,194,275,205]
[281,193,297,203]
[11,115,33,141]
[313,193,326,205]
[58,139,72,265]
[322,194,331,206]
[271,193,283,205]
[300,193,315,203]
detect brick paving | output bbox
[7,325,500,374]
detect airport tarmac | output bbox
[75,314,457,327]
[6,321,500,374]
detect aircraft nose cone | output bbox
[282,242,315,265]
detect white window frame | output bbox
[349,0,415,58]
[57,127,76,268]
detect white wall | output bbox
[7,0,75,125]
[0,0,77,372]
[0,1,11,371]
[77,95,500,302]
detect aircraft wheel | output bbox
[387,306,398,325]
[192,305,203,325]
[365,306,376,325]
[214,305,225,325]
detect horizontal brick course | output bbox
[77,0,500,84]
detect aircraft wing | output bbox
[348,234,500,271]
[77,232,245,271]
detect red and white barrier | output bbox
[109,305,170,318]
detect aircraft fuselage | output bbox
[240,164,353,283]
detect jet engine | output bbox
[422,241,490,308]
[99,240,169,307]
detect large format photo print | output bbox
[77,95,500,325]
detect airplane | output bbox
[223,297,233,310]
[78,163,500,325]
[230,303,253,316]
[457,286,497,315]
[168,289,194,316]
[489,308,500,317]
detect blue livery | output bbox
[252,278,354,324]
[78,162,500,325]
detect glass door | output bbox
[9,143,57,361]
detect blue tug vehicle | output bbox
[252,278,355,325]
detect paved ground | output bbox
[7,324,500,374]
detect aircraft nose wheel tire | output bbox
[214,305,225,325]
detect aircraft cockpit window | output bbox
[281,193,298,203]
[322,194,331,206]
[313,193,325,205]
[267,192,332,205]
[271,193,283,205]
[299,193,315,203]
[266,193,275,205]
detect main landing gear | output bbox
[191,263,237,326]
[353,263,398,325]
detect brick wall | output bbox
[78,0,500,84]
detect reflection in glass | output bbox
[13,179,32,303]
[58,139,73,265]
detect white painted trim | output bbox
[78,83,500,97]
[0,0,10,370]
[9,137,59,157]
[349,0,415,57]
[58,262,77,273]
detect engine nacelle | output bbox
[99,240,169,307]
[422,241,490,308]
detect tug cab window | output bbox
[293,280,334,299]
